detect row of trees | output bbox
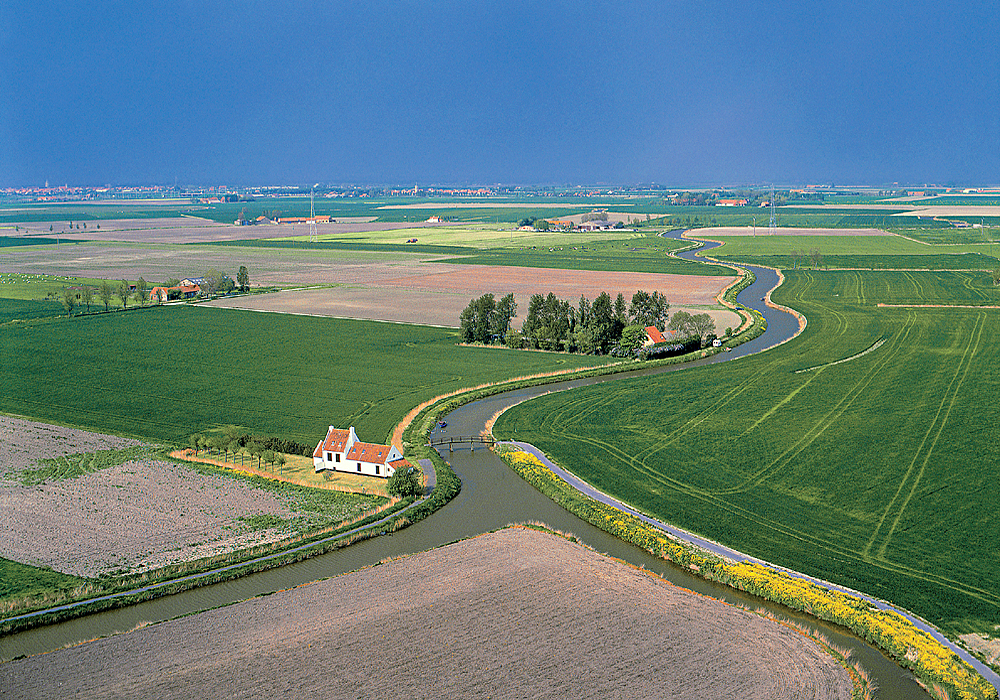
[61,265,251,314]
[789,249,824,269]
[189,432,289,473]
[62,278,150,313]
[461,289,716,357]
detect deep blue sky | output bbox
[2,1,998,187]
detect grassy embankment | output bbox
[493,269,1000,643]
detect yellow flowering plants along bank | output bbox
[494,447,997,700]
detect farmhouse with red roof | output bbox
[312,425,410,478]
[644,325,677,346]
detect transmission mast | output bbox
[308,187,318,243]
[768,185,778,236]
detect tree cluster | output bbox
[461,289,692,357]
[459,293,518,344]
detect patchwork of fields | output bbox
[494,269,1000,637]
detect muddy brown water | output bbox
[0,238,930,699]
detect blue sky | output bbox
[2,1,998,187]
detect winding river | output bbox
[2,234,979,698]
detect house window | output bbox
[357,463,361,472]
[375,464,379,475]
[336,453,340,462]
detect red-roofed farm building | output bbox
[644,326,677,346]
[313,425,411,478]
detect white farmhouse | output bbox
[313,426,409,478]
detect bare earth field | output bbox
[0,241,445,286]
[7,218,460,244]
[1,416,302,577]
[0,415,143,471]
[0,527,853,700]
[0,460,299,577]
[694,226,893,237]
[205,265,741,330]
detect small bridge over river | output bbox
[428,435,496,452]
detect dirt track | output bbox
[1,528,853,700]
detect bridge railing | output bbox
[427,435,496,452]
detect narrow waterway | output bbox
[0,235,932,698]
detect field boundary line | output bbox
[794,337,886,373]
[877,303,1000,309]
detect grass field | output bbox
[704,234,1000,270]
[494,269,1000,638]
[0,305,614,448]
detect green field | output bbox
[494,269,1000,637]
[0,306,614,447]
[705,234,1000,270]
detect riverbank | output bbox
[1,527,857,700]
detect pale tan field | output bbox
[694,226,893,237]
[0,527,853,700]
[7,217,459,244]
[205,265,741,330]
[0,459,300,577]
[0,240,441,286]
[895,206,1000,217]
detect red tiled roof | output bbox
[322,428,351,453]
[388,458,413,471]
[346,441,390,465]
[645,326,667,344]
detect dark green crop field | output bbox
[705,234,1000,271]
[0,306,612,448]
[494,269,1000,637]
[0,299,65,324]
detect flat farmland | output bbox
[702,233,1000,270]
[0,416,383,608]
[494,269,1000,638]
[695,226,894,237]
[4,217,459,244]
[0,306,615,448]
[205,265,741,331]
[0,240,450,287]
[1,527,853,700]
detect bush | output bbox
[387,464,423,498]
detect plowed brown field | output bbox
[1,528,853,700]
[206,264,740,329]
